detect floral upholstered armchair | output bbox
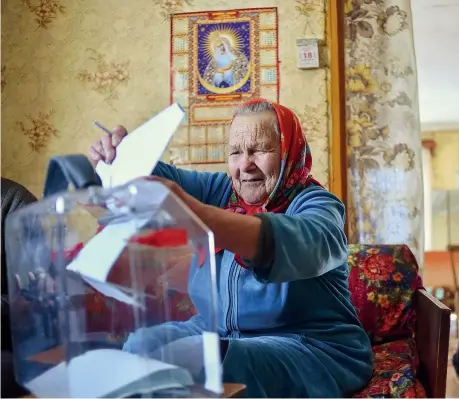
[348,244,451,398]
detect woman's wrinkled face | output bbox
[228,111,281,205]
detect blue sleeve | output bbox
[123,315,205,356]
[153,161,232,207]
[247,185,348,283]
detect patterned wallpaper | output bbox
[1,0,330,197]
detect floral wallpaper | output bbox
[77,49,130,102]
[1,0,330,197]
[17,110,59,152]
[23,0,65,29]
[344,0,423,264]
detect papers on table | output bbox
[25,349,193,398]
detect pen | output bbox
[92,120,114,187]
[92,120,112,136]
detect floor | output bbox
[447,316,459,398]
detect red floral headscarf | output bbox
[225,97,322,216]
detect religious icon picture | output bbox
[171,7,278,147]
[196,22,252,96]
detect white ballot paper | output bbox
[96,103,185,187]
[66,181,171,306]
[66,218,149,307]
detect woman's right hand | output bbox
[88,125,128,168]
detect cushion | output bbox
[347,244,423,344]
[353,340,427,398]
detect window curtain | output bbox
[344,0,424,265]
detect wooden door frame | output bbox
[327,0,348,235]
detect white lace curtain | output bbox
[344,0,424,265]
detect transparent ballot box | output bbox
[5,179,222,398]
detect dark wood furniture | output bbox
[416,289,451,398]
[23,383,246,398]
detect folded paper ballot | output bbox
[66,178,177,307]
[66,217,151,283]
[66,217,151,308]
[74,102,186,300]
[96,103,185,188]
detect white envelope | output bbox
[96,103,185,188]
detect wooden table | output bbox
[24,384,245,398]
[24,346,246,398]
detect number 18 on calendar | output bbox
[296,38,320,69]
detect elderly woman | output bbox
[88,98,373,398]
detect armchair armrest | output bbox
[415,289,451,398]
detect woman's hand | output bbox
[88,125,128,168]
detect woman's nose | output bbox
[241,154,256,172]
